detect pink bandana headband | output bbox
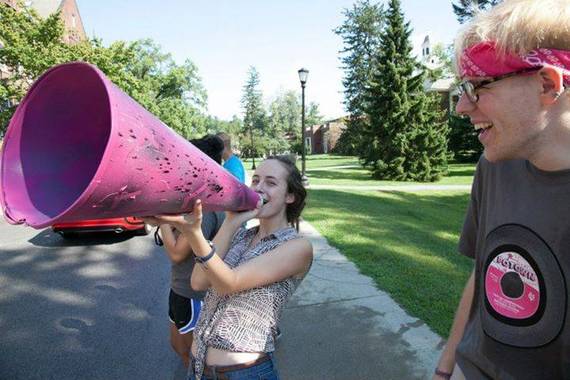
[460,41,570,85]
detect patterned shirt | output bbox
[191,225,306,379]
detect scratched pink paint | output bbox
[0,62,260,229]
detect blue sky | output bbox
[78,1,461,121]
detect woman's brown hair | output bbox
[266,155,306,229]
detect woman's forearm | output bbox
[188,228,238,293]
[159,225,191,264]
[210,218,242,260]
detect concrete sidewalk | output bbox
[275,220,444,379]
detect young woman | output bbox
[153,135,225,368]
[150,155,313,380]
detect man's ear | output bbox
[538,66,564,105]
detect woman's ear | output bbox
[285,192,295,204]
[538,66,564,105]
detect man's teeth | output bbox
[474,122,493,131]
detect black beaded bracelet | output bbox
[195,241,216,265]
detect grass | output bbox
[305,156,475,186]
[303,189,473,337]
[306,167,474,186]
[243,153,476,335]
[245,154,475,186]
[243,154,359,171]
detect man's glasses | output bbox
[458,68,541,103]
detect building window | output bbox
[72,14,76,28]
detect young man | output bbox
[216,132,246,183]
[434,1,570,379]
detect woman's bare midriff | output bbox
[191,342,264,366]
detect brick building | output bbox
[0,0,87,120]
[306,117,347,154]
[0,0,86,43]
[0,0,86,79]
[29,0,87,43]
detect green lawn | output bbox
[281,155,477,337]
[246,154,476,186]
[303,189,473,337]
[243,154,359,171]
[244,153,476,335]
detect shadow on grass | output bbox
[304,189,473,336]
[308,168,372,182]
[446,168,476,177]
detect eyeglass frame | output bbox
[458,68,542,103]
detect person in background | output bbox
[434,1,570,379]
[216,132,246,183]
[153,134,225,368]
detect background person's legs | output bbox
[169,323,193,368]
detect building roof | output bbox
[428,77,456,92]
[29,0,62,18]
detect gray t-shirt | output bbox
[456,157,570,379]
[170,211,225,299]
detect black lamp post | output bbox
[298,68,309,187]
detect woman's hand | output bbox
[141,216,160,227]
[143,199,204,235]
[225,207,261,227]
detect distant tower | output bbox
[421,35,431,61]
[420,33,440,69]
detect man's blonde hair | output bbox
[455,0,570,65]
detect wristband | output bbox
[434,368,452,380]
[195,240,216,265]
[153,227,163,246]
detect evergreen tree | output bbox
[448,113,483,162]
[364,0,448,181]
[267,90,300,154]
[334,0,385,155]
[240,66,266,159]
[452,0,502,24]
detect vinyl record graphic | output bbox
[485,248,543,324]
[480,224,566,347]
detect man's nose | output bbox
[455,92,476,116]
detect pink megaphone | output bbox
[0,62,260,229]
